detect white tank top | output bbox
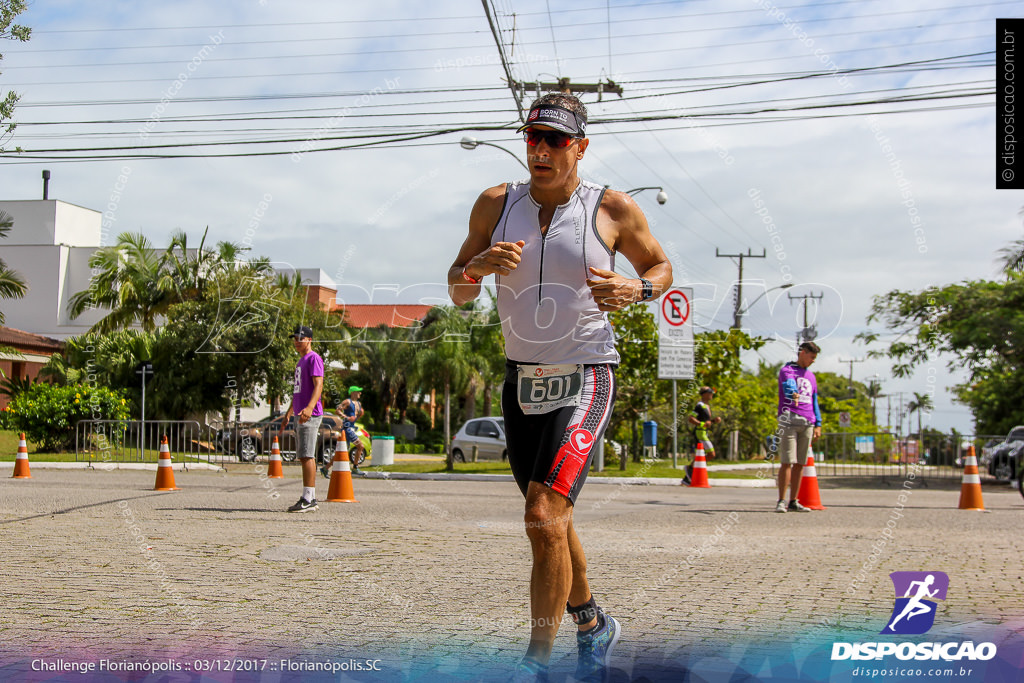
[492,179,619,365]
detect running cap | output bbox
[516,104,587,137]
[349,386,364,393]
[699,386,716,396]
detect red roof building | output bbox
[0,326,65,409]
[335,304,433,329]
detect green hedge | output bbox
[0,383,131,452]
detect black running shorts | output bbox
[501,362,617,505]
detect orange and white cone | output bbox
[326,436,357,503]
[267,436,284,479]
[153,435,179,491]
[797,453,826,510]
[957,445,985,511]
[688,441,711,488]
[11,432,31,479]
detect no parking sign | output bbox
[658,287,694,380]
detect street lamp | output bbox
[459,136,529,171]
[626,186,668,205]
[734,282,793,329]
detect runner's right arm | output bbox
[448,184,523,306]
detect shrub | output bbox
[0,383,131,452]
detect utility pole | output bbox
[716,247,767,329]
[481,0,525,121]
[839,357,865,395]
[788,291,824,344]
[514,77,623,101]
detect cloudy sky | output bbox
[0,1,1017,434]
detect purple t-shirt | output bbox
[292,351,324,417]
[777,362,818,424]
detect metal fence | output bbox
[75,420,230,466]
[807,431,999,484]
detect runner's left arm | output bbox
[586,190,672,311]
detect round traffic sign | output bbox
[662,289,690,326]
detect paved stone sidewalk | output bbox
[0,468,1021,681]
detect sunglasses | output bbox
[523,129,579,148]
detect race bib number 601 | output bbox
[517,364,584,415]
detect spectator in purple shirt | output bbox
[774,341,821,513]
[282,325,324,513]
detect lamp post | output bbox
[625,186,668,205]
[734,282,794,329]
[459,136,529,171]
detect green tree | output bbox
[0,210,27,323]
[0,0,30,151]
[68,232,177,333]
[414,305,474,469]
[609,304,659,463]
[68,229,263,334]
[858,272,1024,434]
[997,210,1024,275]
[907,391,935,438]
[355,326,417,426]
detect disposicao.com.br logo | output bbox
[831,571,997,662]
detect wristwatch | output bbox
[638,278,653,301]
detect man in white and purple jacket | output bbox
[774,341,822,513]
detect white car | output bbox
[451,417,507,462]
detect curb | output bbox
[0,461,225,472]
[360,471,774,487]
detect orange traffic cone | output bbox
[688,442,711,488]
[153,435,179,491]
[11,432,31,479]
[797,453,826,510]
[957,445,985,511]
[326,437,358,503]
[267,436,284,479]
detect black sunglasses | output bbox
[523,129,580,148]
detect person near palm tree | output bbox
[447,92,672,681]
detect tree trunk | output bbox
[444,380,453,471]
[483,383,493,417]
[464,377,478,421]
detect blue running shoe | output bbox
[510,657,549,683]
[575,612,621,681]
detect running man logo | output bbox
[881,571,949,635]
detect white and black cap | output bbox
[516,104,587,137]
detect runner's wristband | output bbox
[638,278,653,301]
[461,268,481,284]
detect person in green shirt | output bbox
[685,386,721,484]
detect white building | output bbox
[0,199,106,339]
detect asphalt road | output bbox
[1,468,1021,682]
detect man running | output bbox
[448,93,672,681]
[337,386,366,476]
[685,386,722,484]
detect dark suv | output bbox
[985,426,1024,482]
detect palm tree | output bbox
[0,210,27,324]
[414,306,475,470]
[69,230,272,333]
[865,379,885,428]
[68,232,176,333]
[997,210,1024,275]
[907,391,935,438]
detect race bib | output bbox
[517,364,584,415]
